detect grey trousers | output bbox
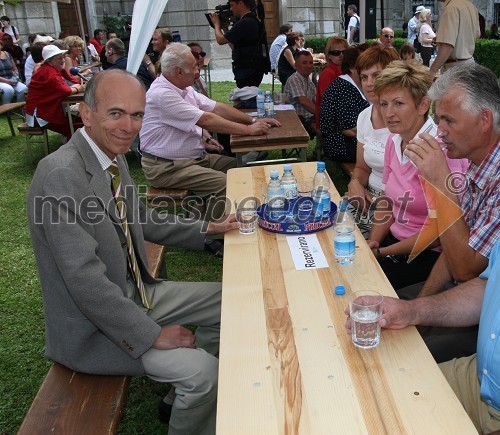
[130,279,221,435]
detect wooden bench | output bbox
[146,186,195,218]
[0,101,25,137]
[146,186,189,207]
[17,241,167,435]
[17,122,49,164]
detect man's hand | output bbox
[204,137,224,153]
[344,296,415,333]
[206,213,240,235]
[405,132,451,186]
[248,118,281,135]
[210,12,221,29]
[260,118,281,127]
[152,325,196,349]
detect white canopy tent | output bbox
[126,0,169,75]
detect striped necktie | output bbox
[107,161,152,310]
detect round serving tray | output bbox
[257,197,337,234]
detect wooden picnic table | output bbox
[217,161,476,434]
[230,110,310,167]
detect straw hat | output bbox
[42,45,68,63]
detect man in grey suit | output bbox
[27,69,238,435]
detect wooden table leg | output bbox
[236,152,244,167]
[299,146,307,162]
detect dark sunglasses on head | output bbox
[328,50,344,56]
[199,51,207,57]
[382,34,394,39]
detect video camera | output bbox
[205,2,235,30]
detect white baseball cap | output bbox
[42,45,68,63]
[33,35,55,45]
[415,5,425,13]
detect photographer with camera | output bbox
[211,0,270,88]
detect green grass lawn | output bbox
[0,81,349,434]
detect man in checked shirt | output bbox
[401,63,499,363]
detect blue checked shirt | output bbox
[477,241,500,410]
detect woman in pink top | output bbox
[418,9,436,67]
[367,60,468,291]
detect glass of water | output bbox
[349,290,384,349]
[235,198,259,235]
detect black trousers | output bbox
[377,232,440,291]
[421,46,435,67]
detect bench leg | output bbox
[43,129,49,156]
[25,135,32,164]
[6,114,15,136]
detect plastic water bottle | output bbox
[256,89,265,118]
[312,161,331,217]
[334,199,356,265]
[267,169,285,220]
[11,73,18,84]
[264,90,274,118]
[281,164,298,200]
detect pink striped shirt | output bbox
[140,75,216,160]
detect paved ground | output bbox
[209,68,273,84]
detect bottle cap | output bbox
[317,161,325,170]
[284,164,292,171]
[270,169,279,178]
[334,285,346,295]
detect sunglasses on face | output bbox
[329,50,344,56]
[382,34,394,39]
[199,51,206,57]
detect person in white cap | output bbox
[24,35,54,85]
[26,45,85,140]
[407,5,424,45]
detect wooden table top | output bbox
[62,92,85,104]
[230,110,309,148]
[217,162,476,434]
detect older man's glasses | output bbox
[382,34,394,39]
[328,50,344,56]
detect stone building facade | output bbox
[1,0,496,69]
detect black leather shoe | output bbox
[204,239,224,258]
[158,400,173,424]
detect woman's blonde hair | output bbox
[63,35,84,49]
[324,37,348,60]
[419,9,432,23]
[374,59,432,107]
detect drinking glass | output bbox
[349,290,384,349]
[235,198,258,234]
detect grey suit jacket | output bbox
[27,130,206,375]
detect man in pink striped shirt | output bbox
[140,43,279,221]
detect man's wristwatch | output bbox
[205,136,212,144]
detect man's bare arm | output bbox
[429,42,454,77]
